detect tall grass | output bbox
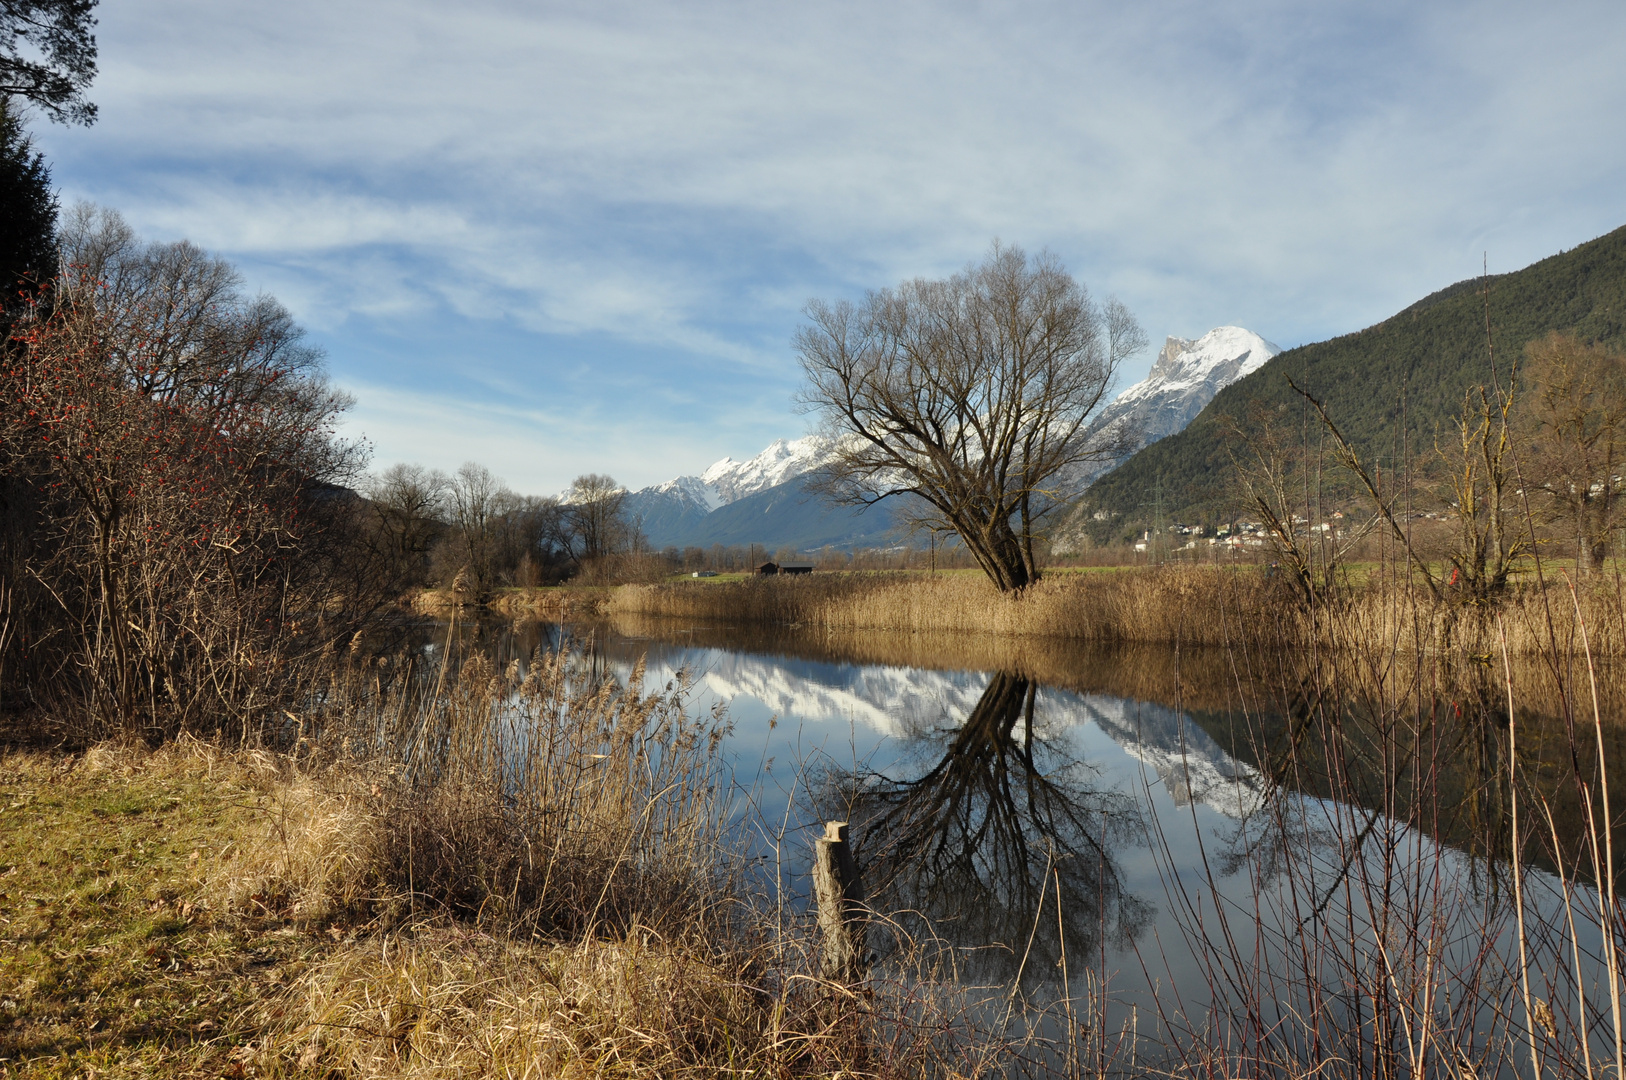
[1133,555,1626,1076]
[611,568,1277,645]
[222,624,1029,1078]
[234,631,736,941]
[611,565,1626,656]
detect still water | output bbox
[435,613,1614,1067]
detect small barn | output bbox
[756,562,814,575]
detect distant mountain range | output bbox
[626,326,1274,552]
[1079,222,1626,537]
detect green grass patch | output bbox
[0,747,331,1078]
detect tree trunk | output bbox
[813,821,867,983]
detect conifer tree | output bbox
[0,97,57,314]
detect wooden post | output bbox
[813,820,867,982]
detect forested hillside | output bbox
[1080,223,1626,534]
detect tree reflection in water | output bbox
[819,671,1149,987]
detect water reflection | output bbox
[387,612,1626,1071]
[821,671,1150,985]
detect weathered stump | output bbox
[813,820,867,982]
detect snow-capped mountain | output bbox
[1089,326,1279,460]
[625,435,843,548]
[649,474,724,513]
[700,436,834,505]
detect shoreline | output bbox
[407,565,1626,658]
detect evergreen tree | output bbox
[0,0,98,126]
[0,97,57,314]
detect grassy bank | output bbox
[0,646,1022,1078]
[0,741,896,1078]
[0,742,324,1077]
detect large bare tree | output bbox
[795,243,1145,591]
[362,463,448,586]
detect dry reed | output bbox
[221,633,1030,1078]
[611,565,1626,657]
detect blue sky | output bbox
[31,0,1626,495]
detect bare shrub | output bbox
[0,207,372,741]
[229,641,738,942]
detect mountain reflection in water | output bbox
[438,616,1285,991]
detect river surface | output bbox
[430,613,1619,1068]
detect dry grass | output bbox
[249,920,1017,1079]
[255,928,774,1078]
[609,564,1626,657]
[0,734,1016,1079]
[224,643,743,945]
[610,568,1278,646]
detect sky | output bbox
[30,0,1626,496]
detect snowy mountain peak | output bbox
[624,434,839,548]
[652,473,724,512]
[1084,325,1278,451]
[697,434,833,505]
[1117,326,1280,405]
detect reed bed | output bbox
[610,568,1275,646]
[1138,563,1626,1078]
[610,565,1626,657]
[226,639,737,943]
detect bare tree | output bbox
[564,473,635,563]
[440,462,507,590]
[59,205,335,424]
[491,494,567,586]
[363,463,448,586]
[1518,331,1626,573]
[795,243,1145,592]
[1436,386,1527,598]
[1224,396,1384,608]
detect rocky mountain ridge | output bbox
[1080,326,1279,475]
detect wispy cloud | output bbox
[34,0,1626,492]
